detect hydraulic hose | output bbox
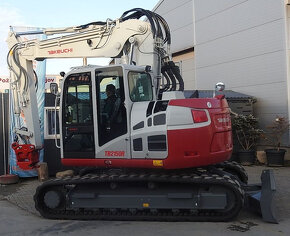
[169,61,184,91]
[161,65,171,91]
[164,63,176,91]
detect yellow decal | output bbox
[143,203,149,208]
[153,160,163,167]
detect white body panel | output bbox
[162,91,185,100]
[131,102,168,159]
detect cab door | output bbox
[61,72,95,159]
[94,67,130,159]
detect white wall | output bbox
[153,0,194,53]
[173,52,195,89]
[194,0,289,129]
[154,0,195,89]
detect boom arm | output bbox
[7,19,154,60]
[6,8,179,169]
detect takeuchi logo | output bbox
[48,48,73,55]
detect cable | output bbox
[33,70,38,92]
[76,21,107,30]
[93,22,115,50]
[13,45,29,93]
[7,44,21,84]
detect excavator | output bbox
[7,8,277,222]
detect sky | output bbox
[0,0,158,76]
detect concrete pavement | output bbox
[0,166,290,235]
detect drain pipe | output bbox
[2,93,6,175]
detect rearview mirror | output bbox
[50,83,58,95]
[215,82,225,92]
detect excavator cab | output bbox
[60,65,154,163]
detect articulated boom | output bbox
[7,9,171,169]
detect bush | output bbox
[232,114,263,151]
[266,116,290,151]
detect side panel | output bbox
[131,101,168,159]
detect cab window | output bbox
[96,68,127,146]
[128,72,153,102]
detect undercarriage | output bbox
[34,162,276,222]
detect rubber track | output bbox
[214,161,248,184]
[34,168,244,221]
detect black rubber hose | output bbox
[169,61,184,91]
[33,70,38,92]
[76,21,106,29]
[120,8,171,47]
[7,44,20,81]
[120,8,157,39]
[161,65,171,91]
[12,45,28,92]
[155,13,171,44]
[163,62,176,91]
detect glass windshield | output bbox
[62,72,95,158]
[64,73,93,125]
[128,72,153,102]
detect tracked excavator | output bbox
[7,8,277,222]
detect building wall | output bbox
[194,0,289,130]
[154,0,195,89]
[172,51,195,89]
[153,0,194,53]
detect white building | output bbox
[194,0,290,130]
[154,0,290,146]
[153,0,195,89]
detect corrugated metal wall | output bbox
[154,0,194,53]
[154,0,196,89]
[194,0,289,130]
[0,93,9,175]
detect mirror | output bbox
[215,82,225,92]
[50,82,58,95]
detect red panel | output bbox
[169,97,229,109]
[62,158,162,169]
[163,128,232,169]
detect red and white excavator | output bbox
[7,8,277,222]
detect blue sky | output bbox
[0,0,158,75]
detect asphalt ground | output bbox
[0,165,290,236]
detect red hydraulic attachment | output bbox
[11,142,39,170]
